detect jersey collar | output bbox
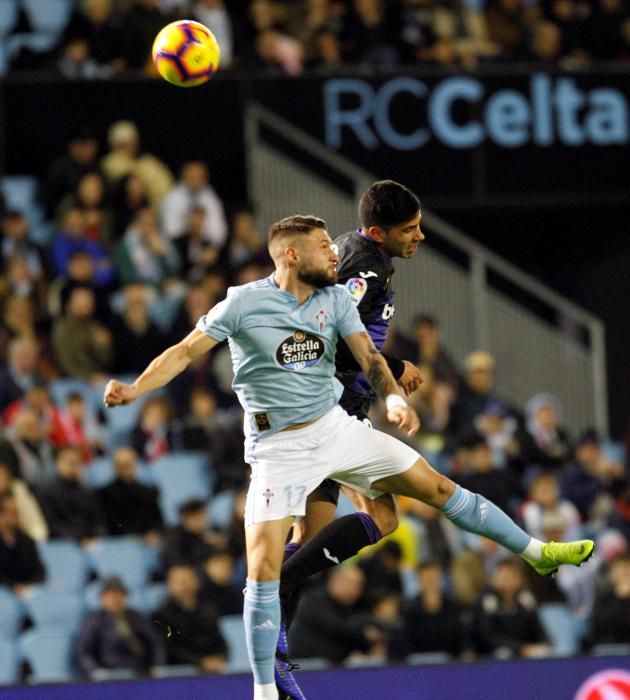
[354,228,391,261]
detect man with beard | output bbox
[104,214,594,700]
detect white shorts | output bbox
[244,405,419,526]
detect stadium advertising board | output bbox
[3,655,630,700]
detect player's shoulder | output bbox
[336,230,388,279]
[225,276,274,299]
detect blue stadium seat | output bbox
[23,590,84,633]
[153,453,213,525]
[87,538,152,589]
[19,630,75,683]
[83,456,114,489]
[84,581,147,613]
[38,540,89,592]
[0,638,20,685]
[48,378,102,417]
[144,583,168,613]
[538,603,581,656]
[21,0,74,35]
[0,587,24,638]
[218,615,250,673]
[0,0,18,37]
[209,490,235,529]
[98,376,159,448]
[153,665,200,678]
[0,175,39,212]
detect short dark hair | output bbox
[179,498,207,517]
[268,215,327,245]
[414,313,437,328]
[358,180,421,230]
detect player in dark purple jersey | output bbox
[275,181,425,699]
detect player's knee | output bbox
[431,475,455,507]
[247,553,281,582]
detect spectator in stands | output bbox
[543,0,589,64]
[399,0,439,63]
[608,485,630,544]
[521,470,582,542]
[56,392,104,461]
[41,127,100,218]
[47,250,111,324]
[516,393,572,472]
[173,207,221,283]
[0,462,48,541]
[358,540,404,601]
[37,445,105,543]
[111,174,151,240]
[51,286,113,380]
[472,557,550,658]
[3,251,47,312]
[56,172,114,245]
[561,429,626,521]
[485,0,534,60]
[50,207,115,286]
[176,387,248,491]
[132,396,175,463]
[585,553,630,648]
[192,1,234,67]
[61,0,125,75]
[0,492,46,594]
[341,0,401,67]
[0,297,54,377]
[162,498,217,570]
[2,382,67,450]
[448,351,500,445]
[0,428,20,479]
[406,364,451,453]
[7,407,54,487]
[96,446,163,541]
[526,19,564,64]
[56,35,112,80]
[201,549,244,615]
[412,314,458,385]
[161,161,227,248]
[223,209,265,271]
[0,337,45,413]
[449,549,488,611]
[120,0,173,74]
[0,211,43,282]
[393,561,466,659]
[454,433,520,516]
[472,399,519,469]
[289,564,384,662]
[154,565,228,672]
[100,120,174,206]
[76,575,166,678]
[115,207,181,289]
[111,284,167,374]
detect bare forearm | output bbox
[366,352,402,400]
[132,344,192,397]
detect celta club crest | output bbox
[262,488,274,507]
[315,309,327,331]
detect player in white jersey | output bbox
[104,215,594,700]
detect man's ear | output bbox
[367,226,386,244]
[285,244,299,265]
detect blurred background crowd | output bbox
[1,0,630,79]
[0,113,628,682]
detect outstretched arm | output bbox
[103,328,219,407]
[343,331,420,436]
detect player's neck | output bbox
[272,270,314,305]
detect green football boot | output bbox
[527,540,595,577]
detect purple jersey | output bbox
[334,229,396,398]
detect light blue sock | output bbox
[244,578,280,685]
[440,484,530,553]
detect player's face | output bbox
[379,212,425,259]
[296,228,339,288]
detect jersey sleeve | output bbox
[196,287,241,341]
[334,286,367,338]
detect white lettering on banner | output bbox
[324,73,629,150]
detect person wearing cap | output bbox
[100,120,173,207]
[75,574,166,679]
[448,351,501,446]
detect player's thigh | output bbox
[371,455,455,509]
[291,484,338,545]
[339,486,398,534]
[246,516,295,581]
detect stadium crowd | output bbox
[0,117,628,683]
[2,0,630,78]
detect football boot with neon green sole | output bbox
[527,539,595,577]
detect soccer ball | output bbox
[152,20,220,88]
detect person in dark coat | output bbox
[161,499,215,570]
[0,492,45,593]
[75,576,166,678]
[154,565,228,672]
[37,445,106,543]
[584,553,630,649]
[95,446,163,541]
